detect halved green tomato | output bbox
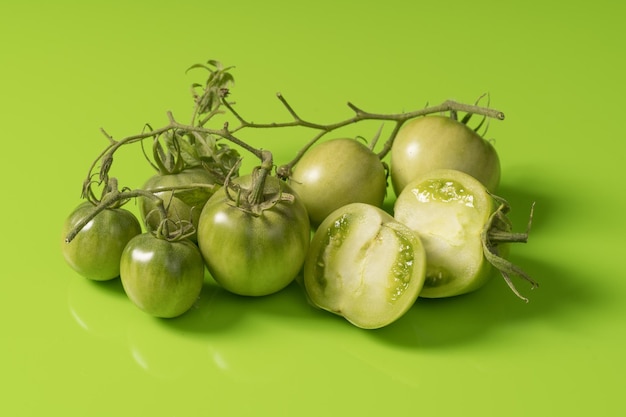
[304,203,426,329]
[394,169,493,298]
[394,168,537,301]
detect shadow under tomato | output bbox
[381,197,396,216]
[155,280,245,333]
[158,276,323,334]
[85,276,127,296]
[368,253,602,348]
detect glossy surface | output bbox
[61,203,142,281]
[120,233,205,318]
[2,1,625,416]
[197,174,310,296]
[390,115,501,194]
[289,138,387,226]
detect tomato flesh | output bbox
[304,203,426,329]
[394,169,495,298]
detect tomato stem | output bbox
[267,98,506,174]
[247,150,273,205]
[247,168,267,206]
[82,62,505,201]
[488,231,529,243]
[481,200,538,302]
[221,149,296,216]
[65,181,218,243]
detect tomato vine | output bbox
[68,59,506,245]
[63,60,538,328]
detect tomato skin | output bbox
[61,202,142,281]
[139,168,219,241]
[197,175,310,296]
[288,138,387,227]
[304,203,426,329]
[394,169,496,298]
[120,233,205,318]
[390,115,500,195]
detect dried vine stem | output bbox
[67,179,167,244]
[222,93,505,175]
[227,94,504,132]
[83,112,266,194]
[83,60,505,218]
[87,66,504,189]
[66,181,219,244]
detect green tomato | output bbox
[61,202,142,281]
[304,202,426,329]
[120,233,205,318]
[393,169,499,298]
[288,138,387,227]
[197,174,310,296]
[390,115,501,195]
[139,167,219,241]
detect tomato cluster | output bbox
[61,61,537,327]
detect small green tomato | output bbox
[61,202,142,281]
[390,115,501,195]
[120,233,205,318]
[288,138,387,227]
[139,167,219,242]
[197,174,311,296]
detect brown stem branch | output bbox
[221,97,505,170]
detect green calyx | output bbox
[152,131,185,176]
[151,216,196,242]
[481,195,538,302]
[223,150,295,216]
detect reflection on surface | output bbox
[66,275,130,341]
[124,281,226,379]
[122,280,328,382]
[126,313,204,380]
[67,269,366,385]
[65,263,591,388]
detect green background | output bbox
[2,1,624,416]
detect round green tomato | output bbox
[304,202,426,329]
[390,115,500,195]
[139,167,219,241]
[394,169,496,298]
[120,233,205,318]
[61,202,142,281]
[197,175,310,296]
[288,138,387,227]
